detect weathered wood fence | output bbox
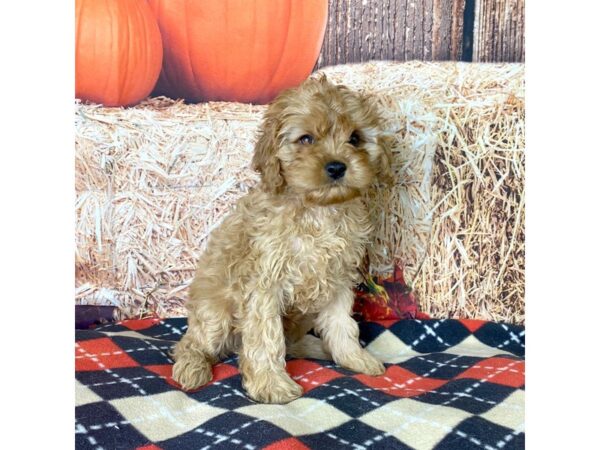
[317,0,524,68]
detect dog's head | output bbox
[252,76,393,206]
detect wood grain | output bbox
[473,0,525,62]
[317,0,465,68]
[432,0,465,60]
[316,0,524,67]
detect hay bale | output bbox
[75,100,264,318]
[75,61,524,323]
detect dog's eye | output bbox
[349,131,361,147]
[297,134,314,145]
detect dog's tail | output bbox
[286,334,332,360]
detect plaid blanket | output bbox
[75,318,525,449]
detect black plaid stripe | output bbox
[398,354,484,379]
[433,416,525,450]
[357,320,389,343]
[303,376,398,418]
[76,402,150,450]
[109,335,174,366]
[299,419,414,450]
[77,366,174,400]
[412,378,518,415]
[389,320,472,353]
[76,328,116,342]
[187,379,250,410]
[159,411,291,450]
[473,323,525,357]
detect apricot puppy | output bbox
[172,76,392,403]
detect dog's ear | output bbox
[376,134,394,185]
[252,113,285,194]
[359,93,394,186]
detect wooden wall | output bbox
[316,0,524,68]
[472,0,525,62]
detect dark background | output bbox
[316,0,524,68]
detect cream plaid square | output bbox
[110,391,227,441]
[360,398,472,449]
[75,380,102,406]
[366,329,422,364]
[236,397,351,436]
[480,390,524,431]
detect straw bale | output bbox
[75,61,524,323]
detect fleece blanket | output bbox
[75,318,525,449]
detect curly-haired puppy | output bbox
[172,76,392,403]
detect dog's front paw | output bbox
[338,349,386,376]
[244,371,303,404]
[172,355,213,391]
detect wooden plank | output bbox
[423,0,434,60]
[432,0,465,60]
[450,0,466,60]
[316,0,463,68]
[472,0,525,62]
[395,0,408,61]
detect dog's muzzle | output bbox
[325,161,346,180]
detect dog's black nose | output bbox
[325,161,346,180]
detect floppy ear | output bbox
[251,114,285,194]
[376,134,395,185]
[359,93,394,186]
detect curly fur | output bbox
[172,76,392,403]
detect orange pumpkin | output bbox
[148,0,328,104]
[75,0,163,107]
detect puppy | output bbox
[172,76,393,404]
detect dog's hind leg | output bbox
[283,313,316,344]
[287,334,332,360]
[171,292,234,391]
[284,313,332,360]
